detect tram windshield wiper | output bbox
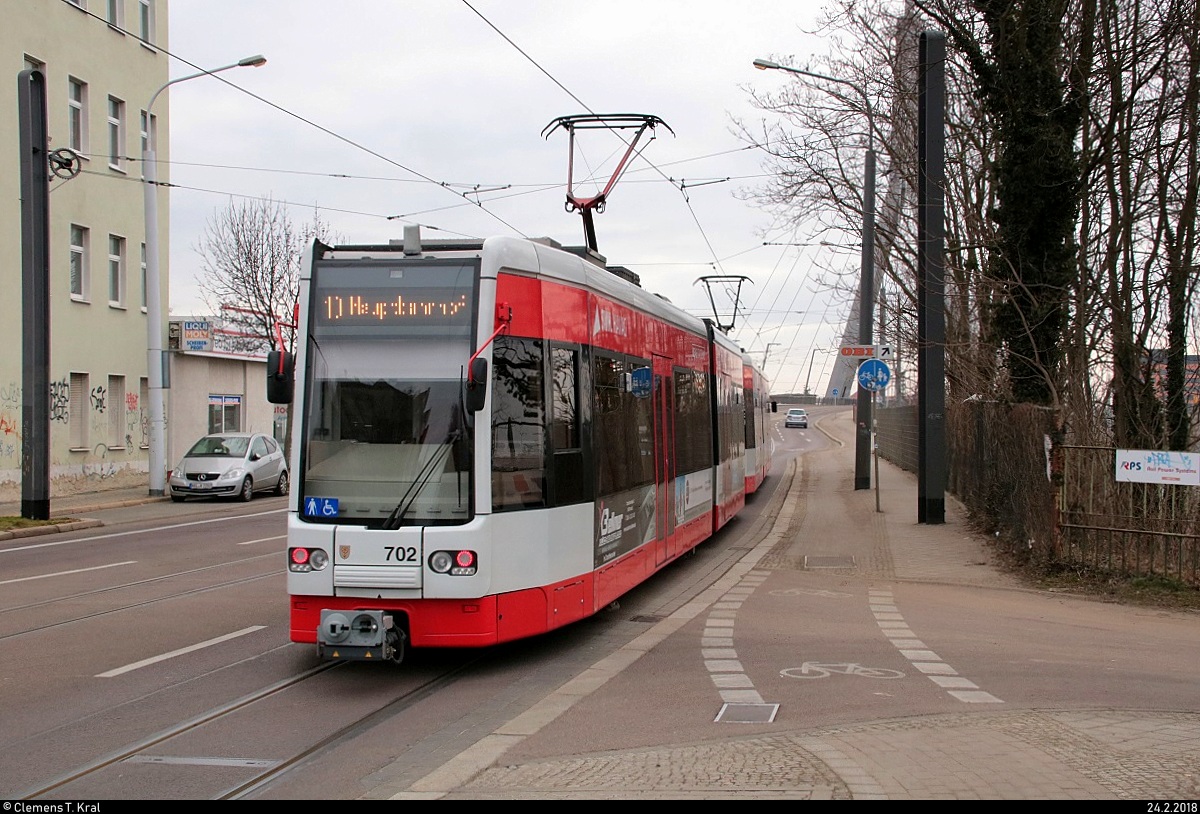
[381,442,453,530]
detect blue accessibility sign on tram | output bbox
[857,359,891,393]
[304,497,340,518]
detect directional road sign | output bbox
[840,344,893,359]
[857,359,891,393]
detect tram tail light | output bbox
[289,547,329,572]
[429,549,477,576]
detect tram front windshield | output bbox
[301,259,478,527]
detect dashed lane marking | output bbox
[869,588,1002,704]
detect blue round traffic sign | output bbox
[857,359,891,392]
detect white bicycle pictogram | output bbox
[781,662,905,680]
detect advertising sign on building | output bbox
[1114,449,1199,485]
[183,320,213,352]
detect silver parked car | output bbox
[169,432,289,503]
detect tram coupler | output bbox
[316,610,404,663]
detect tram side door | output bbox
[652,354,676,565]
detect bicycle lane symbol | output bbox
[780,662,905,680]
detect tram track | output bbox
[17,652,487,801]
[0,561,280,641]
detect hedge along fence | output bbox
[944,401,1060,564]
[876,400,1199,586]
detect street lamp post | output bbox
[143,55,265,496]
[804,348,827,396]
[753,58,876,490]
[763,342,781,368]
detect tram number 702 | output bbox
[385,546,419,563]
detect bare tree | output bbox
[195,196,339,454]
[741,0,1198,451]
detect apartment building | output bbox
[2,0,168,490]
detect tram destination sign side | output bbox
[840,344,893,360]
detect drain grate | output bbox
[714,702,779,724]
[803,555,856,570]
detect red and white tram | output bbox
[270,229,770,663]
[742,356,773,495]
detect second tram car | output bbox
[271,229,771,663]
[743,356,773,495]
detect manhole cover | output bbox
[714,702,779,723]
[804,555,856,569]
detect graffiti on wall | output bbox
[0,378,148,485]
[50,378,69,423]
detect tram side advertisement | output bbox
[595,484,657,568]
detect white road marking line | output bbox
[869,588,1003,704]
[0,508,287,554]
[237,535,286,546]
[0,560,136,585]
[96,625,267,677]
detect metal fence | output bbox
[874,403,1200,587]
[1059,445,1200,586]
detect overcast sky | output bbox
[164,1,850,393]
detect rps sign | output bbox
[1115,449,1199,485]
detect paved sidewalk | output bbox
[374,410,1200,801]
[0,485,167,539]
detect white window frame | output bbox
[139,377,149,448]
[138,0,155,45]
[69,77,89,156]
[107,95,125,172]
[140,242,147,311]
[106,0,123,27]
[108,375,126,449]
[208,396,242,434]
[70,224,89,301]
[70,372,89,451]
[139,109,156,156]
[108,234,126,307]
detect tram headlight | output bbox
[429,550,477,576]
[289,547,329,572]
[429,551,454,573]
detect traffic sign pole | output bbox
[873,389,881,513]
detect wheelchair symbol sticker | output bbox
[304,497,339,518]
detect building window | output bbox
[139,377,149,448]
[106,0,123,27]
[108,234,125,306]
[108,375,126,449]
[107,96,125,171]
[69,78,88,155]
[138,0,155,44]
[140,243,147,310]
[24,56,43,73]
[70,372,89,450]
[70,224,89,300]
[208,395,242,433]
[139,109,156,156]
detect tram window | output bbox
[593,354,623,495]
[593,353,653,496]
[630,358,654,488]
[491,336,546,511]
[744,386,757,449]
[550,346,579,450]
[674,368,711,474]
